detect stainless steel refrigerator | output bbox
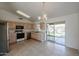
[0,22,9,55]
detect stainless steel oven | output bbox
[16,33,24,39]
[15,25,25,42]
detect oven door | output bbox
[17,33,24,39]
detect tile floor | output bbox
[5,39,79,56]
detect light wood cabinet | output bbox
[8,22,16,44]
[24,23,33,30]
[9,31,16,44]
[8,22,16,30]
[31,32,41,40]
[8,22,34,44]
[31,32,46,42]
[33,23,40,31]
[40,22,46,30]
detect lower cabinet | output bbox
[9,30,16,44]
[31,32,39,40]
[31,32,44,41]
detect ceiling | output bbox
[0,2,79,22]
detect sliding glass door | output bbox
[47,23,65,45]
[55,24,65,45]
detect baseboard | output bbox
[66,46,79,51]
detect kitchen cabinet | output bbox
[24,23,33,40]
[33,23,41,31]
[9,30,16,44]
[31,32,46,41]
[8,22,16,44]
[31,32,41,41]
[24,23,33,30]
[8,22,16,30]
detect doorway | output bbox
[47,22,65,45]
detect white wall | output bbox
[47,13,79,50]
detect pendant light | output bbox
[38,2,47,22]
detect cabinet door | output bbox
[9,31,16,44]
[8,22,16,29]
[8,22,16,44]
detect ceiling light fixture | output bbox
[38,2,47,22]
[16,10,30,18]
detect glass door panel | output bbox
[47,24,55,42]
[55,24,65,45]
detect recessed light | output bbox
[16,10,30,18]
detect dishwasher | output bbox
[27,32,31,40]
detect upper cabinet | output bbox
[24,23,33,30]
[32,23,40,31]
[8,22,16,30]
